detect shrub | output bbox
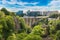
[55,30,60,40]
[16,32,27,40]
[31,25,46,37]
[7,33,17,40]
[23,34,42,40]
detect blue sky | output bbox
[0,0,60,12]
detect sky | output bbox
[0,0,60,12]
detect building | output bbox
[26,10,59,16]
[42,11,58,16]
[27,11,42,16]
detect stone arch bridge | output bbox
[23,16,48,27]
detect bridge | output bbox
[23,16,48,27]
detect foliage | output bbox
[23,34,42,40]
[10,12,16,16]
[49,13,59,18]
[5,16,15,31]
[16,16,27,33]
[26,26,32,34]
[0,17,8,40]
[31,25,46,37]
[0,16,15,40]
[16,32,27,40]
[39,18,48,25]
[0,11,5,18]
[49,25,56,34]
[1,8,10,15]
[7,33,17,40]
[55,30,60,40]
[0,25,3,33]
[56,21,60,30]
[32,18,48,27]
[0,25,3,40]
[0,9,60,40]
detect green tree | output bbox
[26,26,32,34]
[1,8,10,15]
[0,25,3,40]
[39,18,48,25]
[0,15,15,40]
[5,16,15,31]
[0,11,5,18]
[16,16,27,33]
[7,33,17,40]
[31,25,46,37]
[0,17,8,40]
[49,25,56,34]
[10,12,16,16]
[23,34,42,40]
[32,18,48,27]
[55,30,60,40]
[56,21,60,30]
[49,14,59,18]
[16,32,27,40]
[3,16,15,40]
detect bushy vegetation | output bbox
[23,34,42,40]
[0,8,60,40]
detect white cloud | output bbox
[0,0,60,12]
[2,0,17,4]
[2,0,7,4]
[10,0,60,12]
[46,0,60,11]
[0,6,3,9]
[27,0,60,11]
[7,0,17,4]
[1,0,38,6]
[48,0,60,7]
[17,2,38,6]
